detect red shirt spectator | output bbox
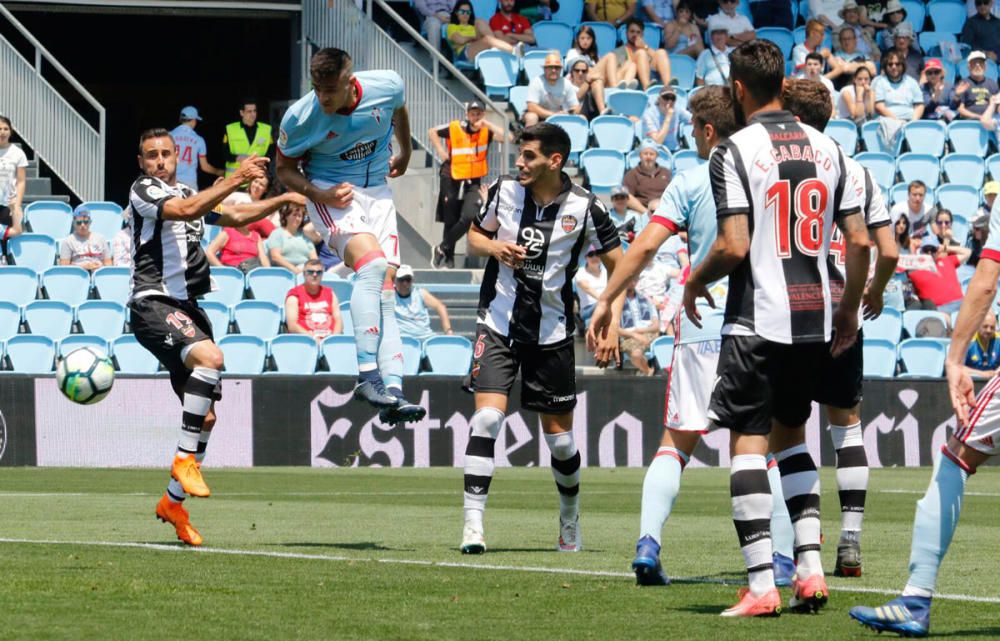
[207,225,269,270]
[285,262,342,340]
[490,0,532,37]
[908,253,962,307]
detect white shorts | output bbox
[954,375,1000,456]
[664,339,721,432]
[306,181,400,267]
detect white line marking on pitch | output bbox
[0,537,996,604]
[881,489,1000,498]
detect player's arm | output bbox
[389,105,413,178]
[212,192,305,228]
[862,223,899,319]
[591,244,628,367]
[275,148,356,210]
[467,223,527,266]
[832,211,870,355]
[683,212,748,327]
[947,257,1000,425]
[421,289,454,334]
[160,155,267,221]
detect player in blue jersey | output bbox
[276,47,424,425]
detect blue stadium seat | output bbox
[948,121,990,156]
[903,310,950,338]
[757,27,794,59]
[855,152,896,190]
[4,335,55,373]
[863,308,903,342]
[246,267,295,306]
[958,57,999,81]
[890,182,911,206]
[58,334,109,358]
[650,335,674,371]
[533,22,574,56]
[860,120,900,155]
[903,121,947,156]
[607,90,649,119]
[424,335,473,375]
[928,0,966,33]
[617,22,661,49]
[401,336,423,376]
[23,300,73,340]
[0,301,21,341]
[24,201,71,239]
[896,153,941,189]
[626,147,672,170]
[942,154,985,188]
[322,335,359,376]
[339,302,353,335]
[935,184,979,218]
[111,334,159,374]
[898,338,947,377]
[521,49,549,82]
[218,335,267,375]
[987,153,1000,182]
[325,280,353,305]
[591,114,636,152]
[0,266,38,306]
[901,0,925,29]
[199,300,232,337]
[668,54,696,90]
[672,149,704,173]
[76,300,126,341]
[77,202,124,242]
[475,50,518,98]
[551,0,583,24]
[233,300,281,339]
[471,0,497,18]
[580,21,616,57]
[41,266,91,306]
[918,31,955,55]
[824,119,858,156]
[268,334,319,375]
[203,266,245,306]
[508,85,529,119]
[547,114,590,163]
[951,215,971,246]
[862,339,897,377]
[92,266,130,304]
[8,234,57,271]
[580,149,626,194]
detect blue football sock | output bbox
[379,288,404,392]
[350,256,388,372]
[639,447,687,545]
[767,454,795,559]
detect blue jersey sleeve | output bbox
[651,173,688,232]
[278,97,315,160]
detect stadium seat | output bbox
[471,0,497,19]
[233,300,281,339]
[901,0,925,29]
[0,301,21,341]
[41,266,91,306]
[896,153,941,189]
[918,31,955,55]
[855,152,896,190]
[889,182,911,206]
[650,335,674,371]
[863,308,903,342]
[4,335,55,373]
[580,149,626,194]
[547,114,590,163]
[111,334,159,374]
[203,266,245,306]
[532,22,573,57]
[607,90,649,119]
[591,114,636,152]
[23,201,72,239]
[197,300,231,337]
[268,334,319,374]
[616,22,661,49]
[76,300,126,341]
[325,280,353,306]
[0,266,39,306]
[862,339,897,377]
[903,121,947,156]
[58,334,109,358]
[860,120,900,155]
[246,267,295,306]
[92,266,130,304]
[951,215,971,246]
[668,54,696,90]
[508,85,529,120]
[958,57,999,81]
[903,310,950,338]
[8,234,58,271]
[824,119,858,156]
[898,338,947,377]
[218,335,267,375]
[23,300,73,340]
[551,0,583,24]
[321,335,359,376]
[626,147,672,170]
[521,49,549,82]
[928,0,966,33]
[935,184,979,218]
[672,149,704,173]
[580,22,616,57]
[424,335,473,375]
[941,154,985,189]
[757,27,794,59]
[475,50,518,99]
[948,121,990,156]
[987,153,1000,182]
[401,336,423,375]
[77,202,124,242]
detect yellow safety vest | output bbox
[225,122,273,177]
[448,121,489,181]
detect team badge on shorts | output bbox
[561,215,578,233]
[166,310,197,338]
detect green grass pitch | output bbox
[2,467,999,640]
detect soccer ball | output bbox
[56,347,115,405]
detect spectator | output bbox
[267,201,317,274]
[978,91,1000,131]
[642,88,692,151]
[890,180,935,242]
[393,265,454,340]
[446,2,521,66]
[584,0,636,27]
[619,276,659,375]
[642,0,674,27]
[830,24,878,88]
[965,310,1000,377]
[838,65,877,125]
[0,115,26,249]
[749,0,792,29]
[695,18,733,86]
[895,214,912,253]
[222,99,272,180]
[967,0,1000,18]
[607,18,673,91]
[857,0,889,30]
[112,208,132,267]
[59,210,111,272]
[567,57,605,119]
[801,53,837,102]
[429,100,507,268]
[688,0,720,30]
[575,250,607,325]
[961,0,1000,62]
[967,196,993,265]
[169,106,223,190]
[955,51,1000,120]
[888,22,923,79]
[413,0,455,54]
[877,1,908,51]
[285,259,342,343]
[921,58,958,122]
[839,1,879,60]
[710,0,755,47]
[567,26,616,114]
[932,208,959,247]
[873,49,924,144]
[793,20,837,77]
[624,139,672,211]
[609,185,644,245]
[489,0,536,49]
[810,0,845,28]
[663,2,704,58]
[524,51,582,126]
[906,235,971,313]
[567,25,601,67]
[206,221,269,272]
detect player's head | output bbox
[137,127,177,184]
[804,52,824,78]
[688,85,737,160]
[0,115,10,144]
[782,78,833,131]
[514,123,570,187]
[728,40,785,123]
[310,48,355,114]
[240,99,258,126]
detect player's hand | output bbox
[586,300,612,350]
[946,360,977,428]
[389,151,411,178]
[234,154,268,183]
[831,306,859,357]
[681,281,713,328]
[491,241,527,268]
[313,182,355,209]
[862,288,884,320]
[590,321,621,369]
[282,191,307,206]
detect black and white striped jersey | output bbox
[475,174,620,345]
[710,110,862,344]
[128,176,211,302]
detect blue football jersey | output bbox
[278,70,405,188]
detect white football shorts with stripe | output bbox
[305,180,401,267]
[955,374,1000,455]
[665,338,721,432]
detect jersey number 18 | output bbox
[767,178,829,259]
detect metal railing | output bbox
[303,0,510,175]
[0,5,105,202]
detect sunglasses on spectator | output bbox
[544,65,561,70]
[456,8,471,13]
[396,276,413,282]
[572,67,588,73]
[74,218,91,224]
[937,220,952,226]
[305,269,324,276]
[926,68,942,74]
[885,62,903,67]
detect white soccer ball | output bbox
[56,346,116,405]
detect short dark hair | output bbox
[729,40,785,106]
[310,48,352,84]
[688,85,738,139]
[624,16,645,31]
[909,180,927,193]
[936,208,953,222]
[517,122,571,168]
[782,78,833,131]
[805,52,824,65]
[138,127,174,154]
[305,258,324,271]
[241,98,258,110]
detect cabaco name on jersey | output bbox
[754,143,835,173]
[340,140,377,161]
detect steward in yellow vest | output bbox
[224,101,273,178]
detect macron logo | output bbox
[469,486,485,494]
